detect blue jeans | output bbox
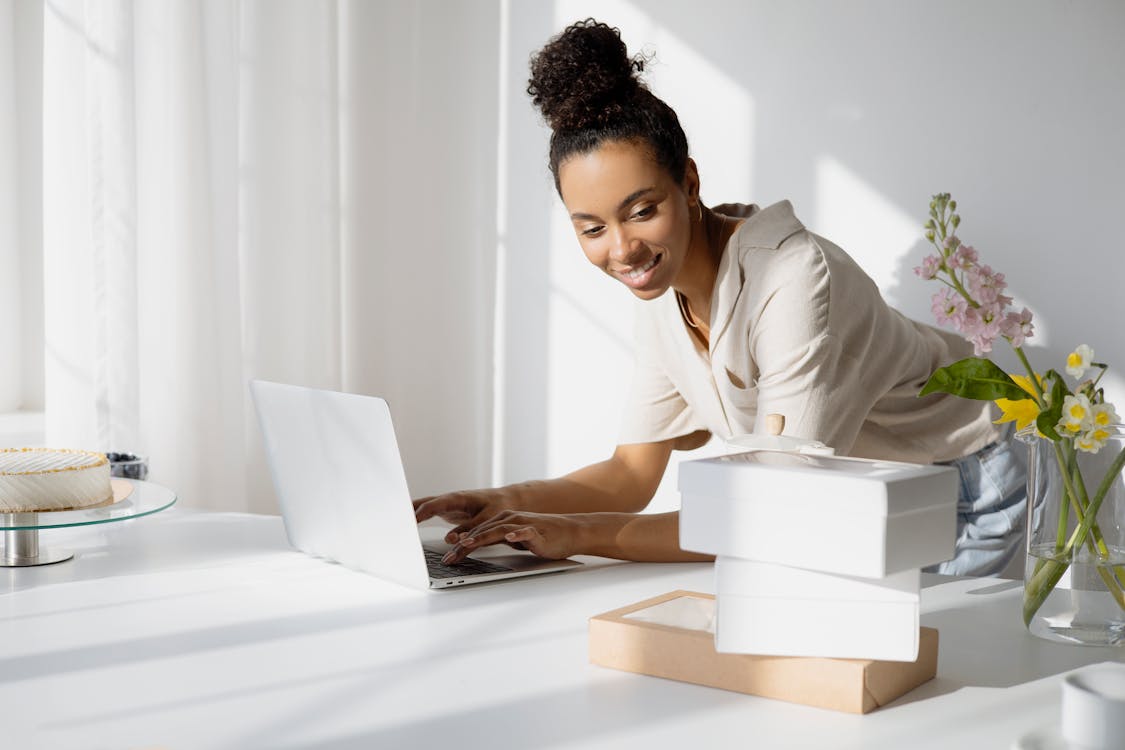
[924,426,1029,577]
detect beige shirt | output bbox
[619,200,999,463]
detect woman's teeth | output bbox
[624,256,658,280]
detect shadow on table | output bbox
[0,511,294,595]
[917,597,1120,690]
[250,679,745,750]
[0,542,705,687]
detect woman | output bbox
[414,19,1027,576]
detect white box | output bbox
[714,557,921,661]
[679,450,958,577]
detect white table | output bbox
[0,508,1120,750]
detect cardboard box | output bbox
[714,558,921,661]
[679,451,958,577]
[589,590,939,714]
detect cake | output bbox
[0,448,114,512]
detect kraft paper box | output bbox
[715,557,921,661]
[589,590,939,714]
[679,451,959,577]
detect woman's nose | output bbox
[608,226,638,263]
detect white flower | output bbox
[1091,401,1119,428]
[1077,426,1113,454]
[1057,393,1093,436]
[1066,344,1095,379]
[1075,432,1102,453]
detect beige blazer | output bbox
[619,200,999,463]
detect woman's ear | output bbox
[683,157,701,205]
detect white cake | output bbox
[0,448,114,512]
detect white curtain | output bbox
[36,0,502,512]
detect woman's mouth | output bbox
[616,253,662,288]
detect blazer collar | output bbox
[709,200,806,349]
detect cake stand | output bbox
[0,479,176,567]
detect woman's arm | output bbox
[413,439,676,541]
[442,508,713,563]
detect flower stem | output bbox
[1024,440,1125,624]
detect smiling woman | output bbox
[413,18,1028,577]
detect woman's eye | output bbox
[631,206,655,220]
[581,225,604,237]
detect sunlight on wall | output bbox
[814,154,1057,387]
[543,1,755,512]
[637,23,754,203]
[814,155,919,297]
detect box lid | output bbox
[678,450,958,516]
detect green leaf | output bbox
[1035,371,1067,442]
[919,357,1032,401]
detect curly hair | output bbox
[527,19,689,193]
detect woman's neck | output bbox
[675,206,739,324]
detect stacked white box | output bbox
[679,450,959,576]
[678,449,958,661]
[715,558,921,660]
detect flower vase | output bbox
[1022,426,1125,645]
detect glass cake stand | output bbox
[0,479,176,567]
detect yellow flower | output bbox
[994,374,1043,432]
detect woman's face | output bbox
[558,140,695,301]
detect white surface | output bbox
[714,559,919,660]
[679,452,958,576]
[1,510,1123,749]
[1062,664,1125,749]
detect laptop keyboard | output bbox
[423,547,515,579]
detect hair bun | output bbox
[527,19,645,132]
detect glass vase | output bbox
[1022,425,1125,646]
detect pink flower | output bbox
[914,255,943,280]
[951,244,978,271]
[968,303,1004,354]
[1001,307,1034,348]
[968,265,1008,303]
[931,288,967,330]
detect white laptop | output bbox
[249,380,582,590]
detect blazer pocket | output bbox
[723,376,759,411]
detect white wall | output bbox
[498,1,1125,510]
[337,1,502,500]
[0,0,44,419]
[0,0,44,448]
[4,1,1122,509]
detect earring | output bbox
[695,202,703,223]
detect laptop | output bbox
[249,380,582,590]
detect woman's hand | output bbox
[440,510,585,563]
[412,489,517,545]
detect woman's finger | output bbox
[442,523,521,563]
[505,526,554,558]
[414,494,473,524]
[443,512,492,544]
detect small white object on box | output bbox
[679,449,959,577]
[714,556,921,661]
